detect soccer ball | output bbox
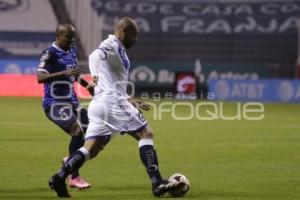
[168,173,190,197]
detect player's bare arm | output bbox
[127,98,151,111]
[75,76,95,96]
[37,68,81,83]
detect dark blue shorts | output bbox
[44,102,88,133]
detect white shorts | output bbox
[85,97,148,140]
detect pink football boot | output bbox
[62,157,91,189]
[68,176,91,189]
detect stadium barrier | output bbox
[209,79,300,103]
[0,74,92,98]
[0,74,43,96]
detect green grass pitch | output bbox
[0,97,300,200]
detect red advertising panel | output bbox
[175,72,197,99]
[0,74,93,98]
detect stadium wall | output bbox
[65,0,299,94]
[0,0,299,102]
[0,0,56,97]
[64,0,102,56]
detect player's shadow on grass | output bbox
[98,185,147,191]
[0,138,62,142]
[76,185,152,198]
[199,190,283,199]
[0,187,56,199]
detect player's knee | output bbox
[139,129,154,140]
[68,122,84,136]
[70,127,83,137]
[144,131,154,139]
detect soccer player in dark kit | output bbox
[37,23,94,189]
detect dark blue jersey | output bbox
[37,43,79,109]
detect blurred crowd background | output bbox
[0,0,299,102]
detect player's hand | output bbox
[66,68,82,77]
[128,98,151,111]
[86,82,95,96]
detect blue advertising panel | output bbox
[0,32,53,58]
[0,60,38,74]
[209,79,300,103]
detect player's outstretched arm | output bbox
[128,98,151,112]
[76,76,95,96]
[37,68,81,84]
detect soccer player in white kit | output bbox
[49,17,184,198]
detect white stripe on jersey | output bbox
[37,68,49,73]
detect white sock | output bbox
[79,147,90,161]
[138,138,154,147]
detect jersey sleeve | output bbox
[37,50,53,73]
[88,48,107,77]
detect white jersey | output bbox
[89,34,130,98]
[85,34,147,140]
